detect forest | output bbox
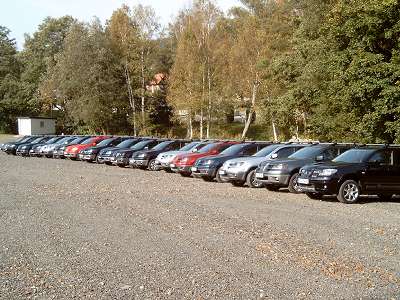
[0,0,399,143]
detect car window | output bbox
[321,148,338,160]
[368,150,392,165]
[242,145,258,156]
[218,144,235,152]
[276,147,295,158]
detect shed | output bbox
[17,117,56,135]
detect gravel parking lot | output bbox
[0,153,399,299]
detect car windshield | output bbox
[152,141,172,150]
[131,140,153,150]
[179,142,199,151]
[253,144,280,157]
[57,137,72,144]
[85,138,97,144]
[198,143,218,153]
[333,149,376,163]
[117,139,136,148]
[96,138,114,147]
[289,146,324,159]
[45,137,59,144]
[19,137,34,143]
[220,144,248,156]
[32,137,44,143]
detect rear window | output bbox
[333,149,377,163]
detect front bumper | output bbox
[129,158,149,168]
[170,164,192,174]
[191,166,217,178]
[29,149,41,157]
[297,176,339,195]
[64,152,79,159]
[81,154,97,161]
[218,169,247,182]
[115,157,129,166]
[256,171,291,187]
[16,149,30,156]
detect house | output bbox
[17,117,56,135]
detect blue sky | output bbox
[1,0,241,49]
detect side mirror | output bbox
[316,155,324,161]
[271,153,278,159]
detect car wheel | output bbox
[148,159,158,171]
[246,170,264,188]
[305,192,324,200]
[215,167,224,183]
[337,180,361,204]
[378,194,393,201]
[288,173,301,194]
[266,185,280,192]
[231,181,244,187]
[202,176,214,182]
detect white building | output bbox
[17,117,56,135]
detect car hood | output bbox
[225,156,267,167]
[302,161,364,171]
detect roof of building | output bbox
[17,117,56,120]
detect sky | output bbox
[0,0,241,49]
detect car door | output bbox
[385,149,400,193]
[362,150,392,192]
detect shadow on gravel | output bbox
[317,195,400,204]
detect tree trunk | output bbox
[188,113,193,139]
[272,121,278,141]
[125,61,136,136]
[141,49,145,134]
[200,108,204,139]
[206,63,211,139]
[241,81,258,140]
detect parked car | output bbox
[191,142,270,183]
[39,136,77,158]
[256,143,353,193]
[297,146,400,203]
[113,139,161,167]
[1,136,30,152]
[155,141,208,172]
[97,138,143,164]
[53,136,91,159]
[79,137,130,163]
[29,136,66,157]
[171,141,238,177]
[219,144,306,187]
[16,136,54,156]
[130,140,190,170]
[64,136,109,160]
[3,136,38,155]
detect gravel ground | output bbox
[0,153,399,299]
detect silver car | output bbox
[155,141,208,171]
[218,144,307,188]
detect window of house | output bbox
[40,121,45,128]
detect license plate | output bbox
[255,173,264,179]
[219,170,226,175]
[170,164,175,168]
[191,167,198,172]
[297,178,309,185]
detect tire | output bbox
[337,180,361,204]
[215,167,224,183]
[378,194,393,201]
[266,185,280,192]
[231,181,245,187]
[246,170,264,188]
[202,176,214,182]
[147,159,158,171]
[305,192,324,200]
[288,173,301,194]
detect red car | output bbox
[64,136,110,160]
[170,141,238,176]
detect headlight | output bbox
[106,151,112,155]
[21,146,27,149]
[317,169,337,177]
[204,159,214,166]
[270,163,287,170]
[180,157,189,163]
[137,153,146,158]
[71,147,78,152]
[86,149,93,154]
[230,161,245,167]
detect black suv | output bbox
[113,139,161,167]
[191,142,270,183]
[97,138,142,164]
[16,136,53,156]
[130,140,190,171]
[257,143,353,193]
[80,137,130,163]
[298,146,400,203]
